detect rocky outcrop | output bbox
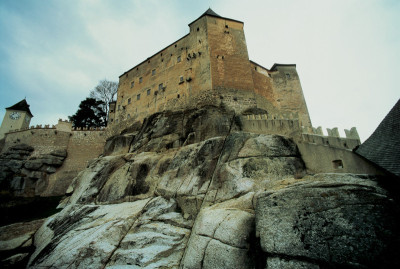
[0,219,45,268]
[2,107,398,268]
[0,145,67,196]
[256,174,400,268]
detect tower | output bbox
[0,99,33,139]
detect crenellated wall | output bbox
[1,119,108,196]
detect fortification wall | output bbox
[1,122,108,196]
[2,127,70,156]
[43,129,106,196]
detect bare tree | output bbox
[89,79,118,123]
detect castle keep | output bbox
[111,9,312,128]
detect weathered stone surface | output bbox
[181,208,255,269]
[255,174,400,268]
[2,108,396,268]
[0,219,45,251]
[0,144,67,197]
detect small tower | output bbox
[0,99,33,139]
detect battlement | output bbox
[302,126,361,150]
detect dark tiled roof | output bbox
[189,8,243,26]
[201,8,222,18]
[355,99,400,177]
[6,99,33,117]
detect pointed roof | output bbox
[6,99,33,117]
[202,8,222,18]
[189,8,243,26]
[355,99,400,177]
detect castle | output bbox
[0,9,388,198]
[110,9,311,128]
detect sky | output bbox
[0,0,399,142]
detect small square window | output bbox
[137,94,141,100]
[285,73,290,79]
[158,83,163,90]
[130,81,134,88]
[179,76,184,84]
[139,77,143,83]
[152,69,156,76]
[177,56,181,63]
[147,89,151,95]
[128,98,131,104]
[333,160,343,169]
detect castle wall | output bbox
[270,65,312,127]
[297,142,386,175]
[116,15,212,124]
[3,128,70,156]
[43,130,106,196]
[2,125,107,196]
[250,62,276,107]
[207,17,255,92]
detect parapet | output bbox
[302,126,361,150]
[56,119,73,132]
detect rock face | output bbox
[0,145,67,196]
[2,107,398,268]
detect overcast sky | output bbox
[0,0,399,141]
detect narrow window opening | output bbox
[118,105,121,111]
[225,25,229,28]
[152,69,156,76]
[148,60,150,63]
[131,81,134,88]
[197,27,199,31]
[139,77,143,83]
[333,160,344,169]
[159,83,163,90]
[147,89,151,96]
[137,94,141,100]
[286,73,290,79]
[161,53,163,56]
[177,56,181,63]
[175,44,177,47]
[127,114,130,119]
[179,76,184,84]
[177,94,180,98]
[128,98,131,104]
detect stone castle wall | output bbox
[1,121,107,196]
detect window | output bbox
[177,56,181,63]
[197,27,199,31]
[179,76,184,84]
[127,114,130,119]
[118,105,121,111]
[139,77,143,83]
[128,98,131,104]
[147,89,151,95]
[158,83,163,90]
[137,94,141,100]
[116,119,119,123]
[333,160,343,169]
[285,73,290,79]
[152,69,156,76]
[111,119,113,122]
[130,81,134,88]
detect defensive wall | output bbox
[1,120,107,196]
[239,113,384,175]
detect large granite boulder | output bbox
[256,174,400,268]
